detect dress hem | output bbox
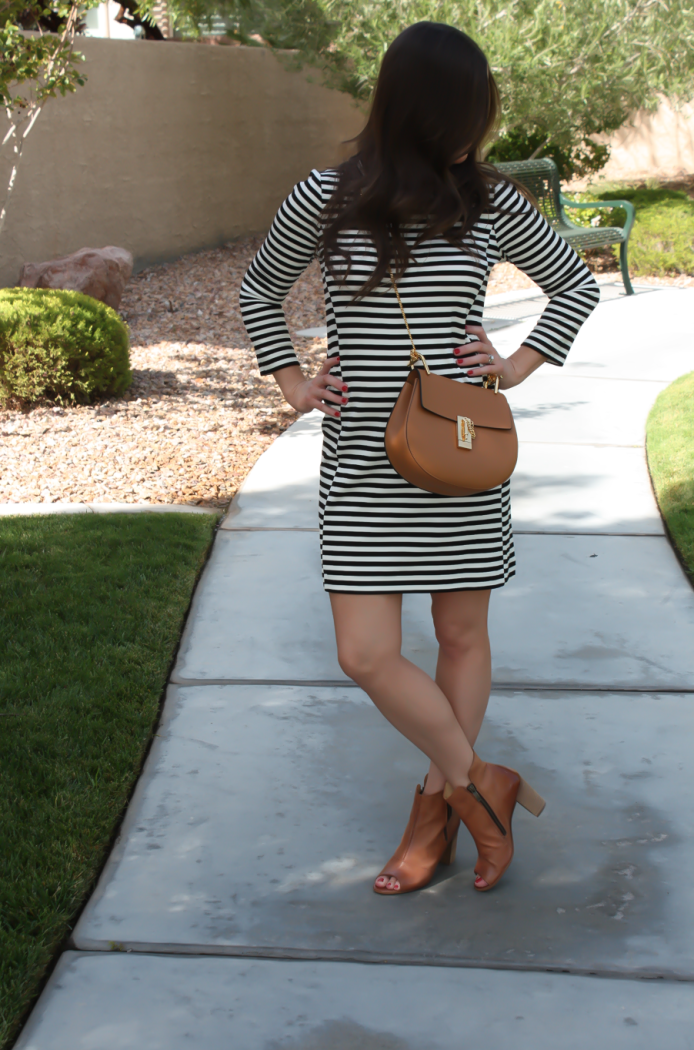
[323,575,514,595]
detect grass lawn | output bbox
[565,183,694,277]
[647,372,694,581]
[0,512,216,1049]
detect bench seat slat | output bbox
[559,227,626,247]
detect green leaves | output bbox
[0,288,132,405]
[179,0,694,177]
[0,0,101,110]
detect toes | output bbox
[474,875,488,889]
[375,875,401,892]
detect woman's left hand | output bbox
[454,324,522,390]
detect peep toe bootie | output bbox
[374,780,460,895]
[445,754,545,892]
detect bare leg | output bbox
[422,589,492,796]
[330,592,476,891]
[330,592,475,785]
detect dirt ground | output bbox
[0,241,687,509]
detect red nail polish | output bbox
[453,348,462,356]
[341,397,348,404]
[342,385,348,392]
[467,370,473,376]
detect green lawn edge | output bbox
[567,183,694,277]
[646,371,694,582]
[0,512,217,1049]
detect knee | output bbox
[336,640,393,684]
[434,619,487,661]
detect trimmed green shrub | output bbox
[0,287,132,405]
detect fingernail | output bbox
[341,397,348,404]
[342,384,348,392]
[467,370,473,376]
[453,348,462,356]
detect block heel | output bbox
[516,776,545,817]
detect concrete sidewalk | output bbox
[16,288,694,1048]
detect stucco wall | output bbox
[0,39,364,288]
[596,99,694,183]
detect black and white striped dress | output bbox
[240,169,599,593]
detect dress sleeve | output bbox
[466,282,487,328]
[240,169,324,375]
[492,181,600,365]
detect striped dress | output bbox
[240,169,599,593]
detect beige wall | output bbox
[595,98,694,184]
[0,39,364,288]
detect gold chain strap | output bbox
[388,268,499,392]
[388,269,430,373]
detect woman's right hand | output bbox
[275,356,347,418]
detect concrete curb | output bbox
[0,503,221,517]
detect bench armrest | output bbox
[559,193,636,238]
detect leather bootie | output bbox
[374,779,460,895]
[445,753,545,891]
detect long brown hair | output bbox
[321,22,505,298]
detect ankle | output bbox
[445,750,475,794]
[422,768,445,795]
[445,775,471,796]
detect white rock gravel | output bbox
[1,238,326,509]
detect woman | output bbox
[241,22,599,894]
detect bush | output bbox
[0,287,132,405]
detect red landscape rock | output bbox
[19,246,134,310]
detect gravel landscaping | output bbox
[0,236,686,509]
[0,238,325,509]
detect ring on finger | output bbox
[488,353,495,365]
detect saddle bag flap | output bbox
[417,370,513,430]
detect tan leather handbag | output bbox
[385,274,518,496]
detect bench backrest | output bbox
[493,158,563,227]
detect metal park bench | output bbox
[494,157,636,295]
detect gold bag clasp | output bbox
[457,416,475,449]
